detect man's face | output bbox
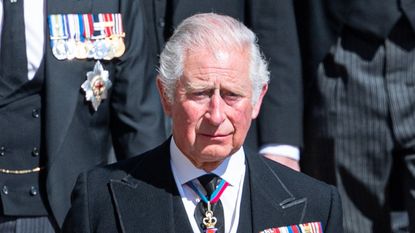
[158,47,267,171]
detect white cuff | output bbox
[259,144,300,161]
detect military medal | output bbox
[75,41,88,59]
[66,39,77,60]
[111,36,125,58]
[49,13,125,111]
[188,178,229,233]
[203,202,218,233]
[48,13,125,60]
[52,39,67,60]
[102,14,116,60]
[93,39,111,60]
[72,14,87,59]
[259,222,323,233]
[81,61,112,111]
[49,15,68,60]
[65,15,77,60]
[111,13,126,57]
[82,14,95,59]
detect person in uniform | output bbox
[0,0,164,232]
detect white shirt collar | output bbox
[170,136,245,187]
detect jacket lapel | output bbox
[109,142,308,232]
[236,168,253,233]
[109,140,193,233]
[245,153,307,232]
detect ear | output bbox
[156,76,172,116]
[251,84,268,119]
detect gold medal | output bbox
[112,36,125,58]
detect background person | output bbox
[0,0,163,232]
[295,0,415,232]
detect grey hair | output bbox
[158,13,270,104]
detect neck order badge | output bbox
[188,175,229,233]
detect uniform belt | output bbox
[0,166,44,174]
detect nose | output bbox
[205,92,226,126]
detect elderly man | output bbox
[63,13,342,233]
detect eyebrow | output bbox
[183,79,213,92]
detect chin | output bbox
[198,145,233,160]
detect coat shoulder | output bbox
[263,157,337,195]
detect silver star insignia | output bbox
[81,61,112,111]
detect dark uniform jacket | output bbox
[0,0,164,227]
[63,139,343,233]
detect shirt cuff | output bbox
[259,144,300,161]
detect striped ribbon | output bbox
[260,221,323,233]
[188,177,229,204]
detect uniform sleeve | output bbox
[110,0,166,159]
[62,172,91,233]
[324,185,344,233]
[248,0,303,148]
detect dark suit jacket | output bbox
[143,0,303,150]
[62,139,342,233]
[44,0,165,227]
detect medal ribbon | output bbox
[48,14,66,40]
[260,222,323,233]
[66,14,76,41]
[114,13,124,37]
[91,14,104,39]
[83,14,93,40]
[48,14,66,49]
[47,15,55,47]
[188,178,229,204]
[78,14,85,42]
[62,14,69,40]
[103,13,113,37]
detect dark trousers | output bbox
[302,17,415,233]
[0,216,56,233]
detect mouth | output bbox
[198,133,231,140]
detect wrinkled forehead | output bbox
[186,42,250,60]
[180,48,252,91]
[182,74,251,92]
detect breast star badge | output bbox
[81,61,112,111]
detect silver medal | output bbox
[81,61,112,111]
